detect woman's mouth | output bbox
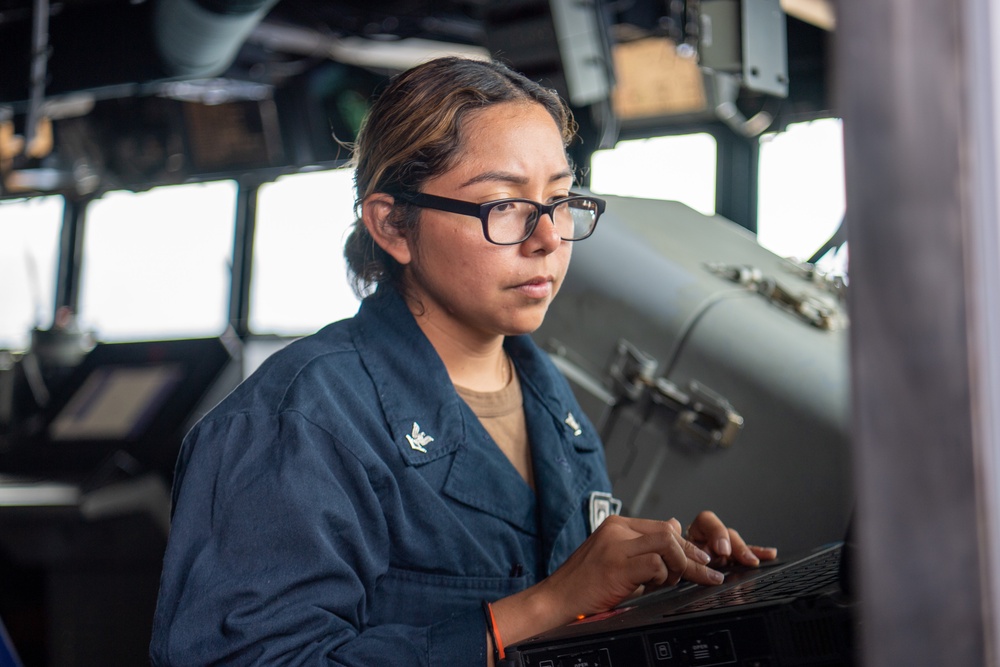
[514,277,554,300]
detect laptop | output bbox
[507,536,856,667]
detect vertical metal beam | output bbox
[838,0,999,664]
[54,197,86,314]
[229,179,259,338]
[25,0,49,148]
[714,126,758,233]
[963,0,1000,662]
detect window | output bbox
[589,133,718,215]
[78,181,236,341]
[250,168,361,336]
[0,196,62,351]
[757,118,847,274]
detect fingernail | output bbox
[745,550,760,565]
[695,548,711,564]
[708,569,724,584]
[715,538,732,557]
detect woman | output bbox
[150,57,775,666]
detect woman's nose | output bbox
[523,210,563,253]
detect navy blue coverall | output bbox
[150,286,613,666]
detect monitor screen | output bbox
[0,335,238,478]
[49,364,184,441]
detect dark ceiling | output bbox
[0,0,834,194]
[0,0,494,104]
[0,0,832,110]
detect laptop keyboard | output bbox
[678,546,842,613]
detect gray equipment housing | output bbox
[533,194,851,554]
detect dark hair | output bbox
[343,57,577,297]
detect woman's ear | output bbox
[362,193,412,265]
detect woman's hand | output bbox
[490,514,727,651]
[489,511,778,658]
[685,510,778,568]
[541,515,726,615]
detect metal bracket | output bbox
[705,262,847,330]
[609,339,744,452]
[608,339,657,402]
[650,377,743,450]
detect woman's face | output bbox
[400,101,574,344]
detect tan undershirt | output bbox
[455,363,535,490]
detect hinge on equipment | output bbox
[704,262,846,331]
[609,339,743,451]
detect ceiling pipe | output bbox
[154,0,281,78]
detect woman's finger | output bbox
[687,510,732,557]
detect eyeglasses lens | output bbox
[486,198,599,244]
[565,199,599,239]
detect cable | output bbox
[662,287,757,379]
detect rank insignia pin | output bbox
[405,422,434,453]
[565,412,582,436]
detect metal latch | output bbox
[609,340,743,451]
[705,262,846,331]
[650,377,743,450]
[607,339,657,402]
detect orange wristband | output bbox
[482,600,505,661]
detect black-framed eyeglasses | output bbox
[393,191,606,245]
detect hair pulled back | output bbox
[344,57,577,297]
